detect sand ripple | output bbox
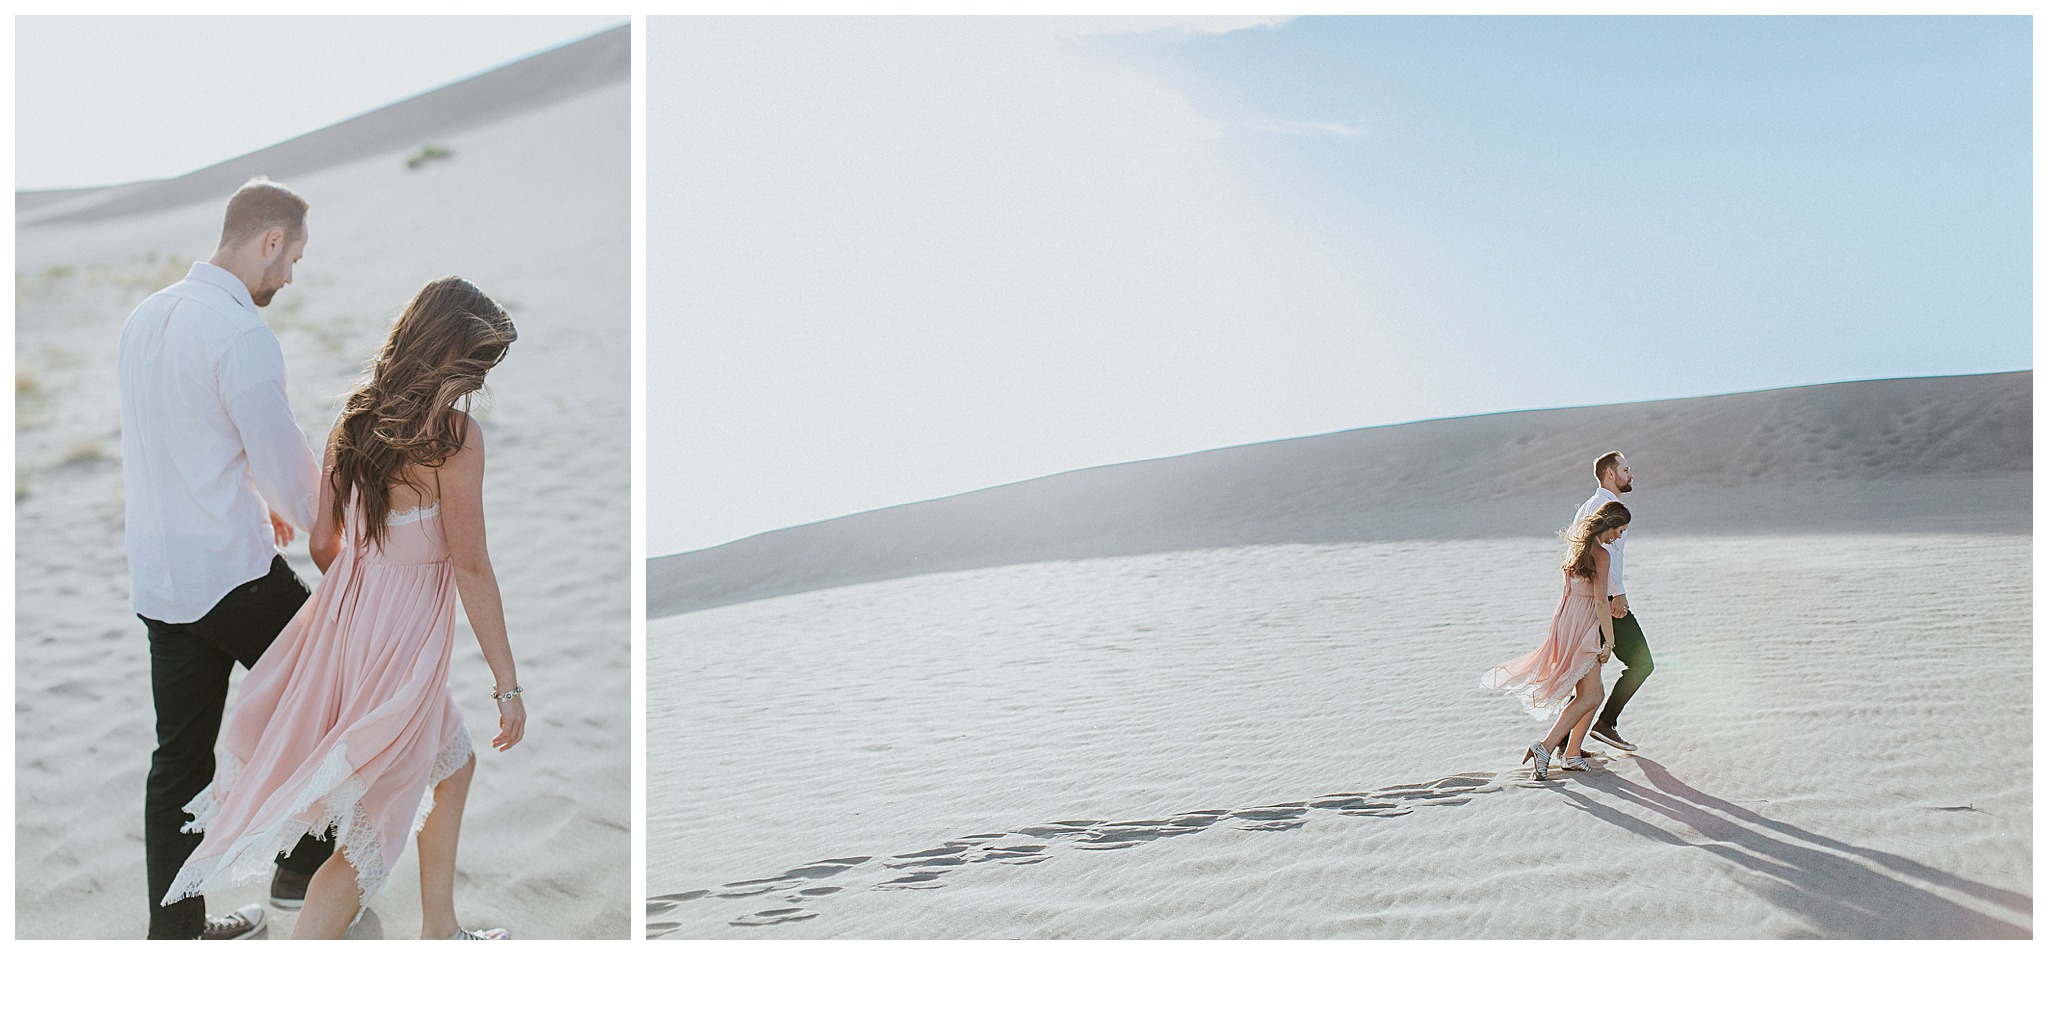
[648,535,2030,939]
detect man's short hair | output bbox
[1594,450,1625,482]
[219,178,308,248]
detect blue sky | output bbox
[651,15,2030,555]
[1094,15,2031,398]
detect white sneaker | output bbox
[200,903,267,940]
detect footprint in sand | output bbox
[646,770,1527,935]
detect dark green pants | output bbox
[1593,610,1653,732]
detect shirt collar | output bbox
[186,261,258,312]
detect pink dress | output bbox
[1480,573,1604,720]
[163,498,474,909]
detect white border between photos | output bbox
[4,3,2042,1022]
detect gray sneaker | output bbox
[201,903,267,940]
[1589,724,1637,752]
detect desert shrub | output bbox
[406,144,454,170]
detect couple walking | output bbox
[126,179,526,939]
[1481,452,1655,781]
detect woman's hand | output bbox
[1597,640,1614,664]
[492,693,525,751]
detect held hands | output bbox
[1609,594,1629,619]
[269,510,295,548]
[491,686,526,751]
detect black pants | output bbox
[140,555,334,939]
[1593,609,1653,732]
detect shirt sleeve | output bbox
[218,327,320,531]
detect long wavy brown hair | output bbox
[328,276,514,549]
[1561,501,1630,579]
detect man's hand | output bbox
[1609,594,1629,619]
[269,510,295,548]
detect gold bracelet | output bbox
[492,686,522,703]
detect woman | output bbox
[161,276,527,939]
[1479,501,1629,780]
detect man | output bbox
[120,178,333,939]
[1574,451,1653,752]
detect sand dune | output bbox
[15,33,629,939]
[650,371,2029,616]
[646,375,2030,939]
[17,26,627,227]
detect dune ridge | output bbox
[16,24,627,226]
[651,371,2030,617]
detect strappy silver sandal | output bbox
[449,926,510,940]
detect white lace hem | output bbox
[162,726,475,910]
[1479,653,1601,721]
[411,728,479,836]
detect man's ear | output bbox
[262,226,286,259]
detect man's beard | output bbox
[1617,482,1632,493]
[251,287,277,307]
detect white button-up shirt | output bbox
[120,262,321,623]
[1574,486,1627,598]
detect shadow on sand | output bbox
[1558,756,2030,939]
[647,755,2030,938]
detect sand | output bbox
[14,32,630,939]
[646,377,2030,939]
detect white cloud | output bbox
[1245,120,1367,137]
[1061,15,1293,38]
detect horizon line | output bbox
[650,366,2032,560]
